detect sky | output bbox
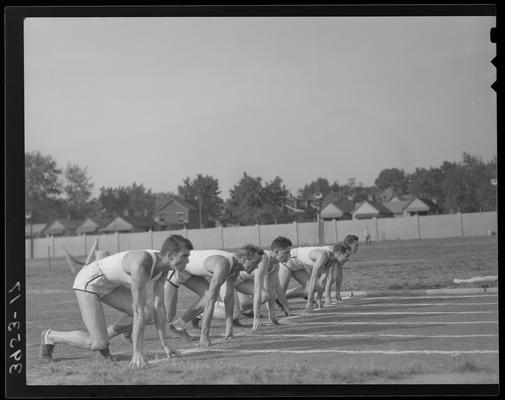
[24,16,496,199]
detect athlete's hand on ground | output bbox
[164,346,181,359]
[129,352,148,368]
[224,332,234,340]
[252,318,262,331]
[197,336,211,349]
[304,302,315,314]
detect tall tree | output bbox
[25,151,63,222]
[298,177,331,198]
[408,167,444,205]
[260,176,291,224]
[225,173,292,225]
[178,174,224,227]
[64,163,94,219]
[126,182,156,217]
[374,168,408,192]
[98,186,130,217]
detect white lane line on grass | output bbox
[235,333,499,339]
[282,311,497,320]
[148,349,498,358]
[281,321,498,326]
[354,294,497,301]
[328,302,498,308]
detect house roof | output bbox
[121,216,157,227]
[382,200,412,214]
[352,200,394,216]
[44,219,84,235]
[25,223,47,236]
[156,197,196,213]
[406,197,438,212]
[100,216,157,232]
[325,200,354,214]
[76,217,114,233]
[321,201,354,218]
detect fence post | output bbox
[374,217,379,241]
[219,226,225,249]
[48,246,52,271]
[333,219,338,243]
[149,229,154,249]
[458,212,464,237]
[256,224,261,247]
[116,231,120,252]
[182,226,188,239]
[293,221,299,246]
[83,234,87,257]
[51,235,55,258]
[416,214,421,239]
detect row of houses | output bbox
[26,198,196,238]
[26,194,438,238]
[287,195,438,222]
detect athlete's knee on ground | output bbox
[89,336,109,351]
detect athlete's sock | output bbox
[45,329,54,345]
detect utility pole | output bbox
[198,189,203,229]
[26,211,33,259]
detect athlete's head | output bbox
[342,234,359,253]
[236,244,264,273]
[160,235,193,271]
[270,236,292,263]
[332,243,352,264]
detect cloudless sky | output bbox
[24,16,496,198]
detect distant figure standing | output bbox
[364,228,372,245]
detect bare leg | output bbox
[101,285,153,339]
[278,263,294,296]
[285,269,310,299]
[47,291,109,351]
[171,276,209,327]
[235,280,270,312]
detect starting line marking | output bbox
[325,302,498,308]
[349,294,497,301]
[282,310,497,320]
[235,333,498,339]
[147,349,498,359]
[281,320,498,326]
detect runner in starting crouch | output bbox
[320,234,359,305]
[278,243,352,313]
[211,236,293,330]
[164,245,264,349]
[39,234,192,368]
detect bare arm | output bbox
[305,251,329,314]
[334,263,343,301]
[274,266,291,317]
[198,260,229,349]
[252,255,268,330]
[223,277,235,339]
[164,272,179,323]
[153,272,180,358]
[128,253,151,368]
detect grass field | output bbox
[25,236,498,385]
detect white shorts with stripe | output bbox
[72,261,121,298]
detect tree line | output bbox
[25,151,497,226]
